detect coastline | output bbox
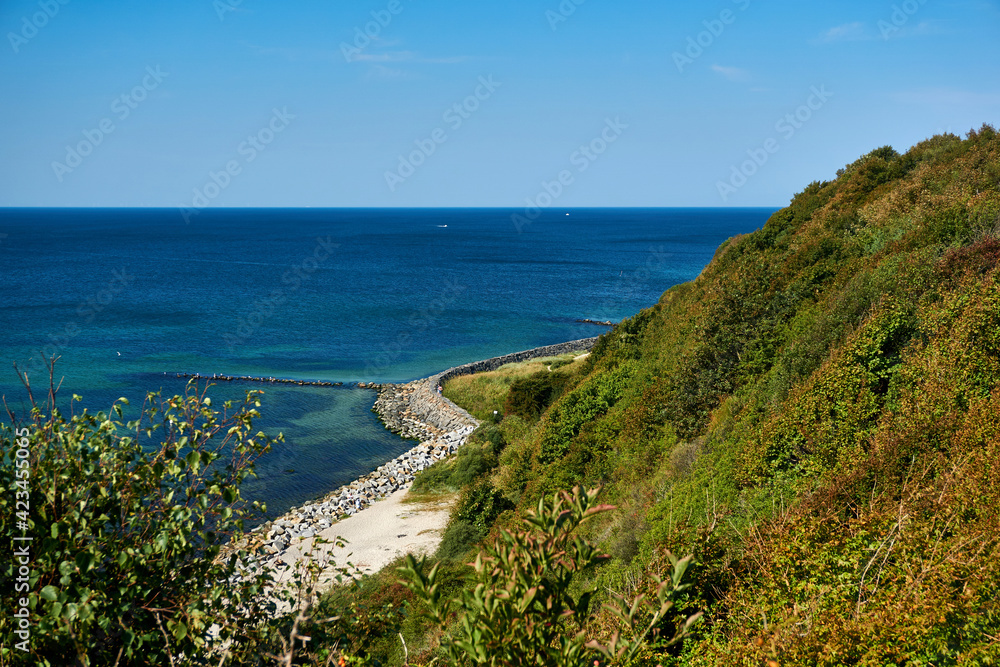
[246,336,600,580]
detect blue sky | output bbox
[0,0,997,208]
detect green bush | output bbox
[538,364,633,463]
[454,479,514,535]
[281,571,411,666]
[400,488,701,667]
[436,519,481,562]
[410,458,458,495]
[0,373,275,666]
[450,444,495,489]
[411,429,504,495]
[503,371,571,420]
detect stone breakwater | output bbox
[244,336,600,560]
[174,372,349,387]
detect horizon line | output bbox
[0,204,783,210]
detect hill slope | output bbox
[453,126,1000,665]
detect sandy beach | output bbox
[265,484,454,598]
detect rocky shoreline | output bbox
[243,337,600,561]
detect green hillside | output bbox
[429,125,1000,665]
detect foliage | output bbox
[538,364,634,464]
[276,562,411,666]
[0,367,275,666]
[436,520,482,563]
[413,442,492,496]
[453,479,514,536]
[399,487,701,666]
[412,426,507,498]
[502,370,572,421]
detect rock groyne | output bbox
[173,372,348,387]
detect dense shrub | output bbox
[538,363,634,463]
[401,488,701,667]
[411,427,505,495]
[503,371,571,420]
[936,235,1000,281]
[436,519,481,562]
[0,372,275,666]
[453,479,514,535]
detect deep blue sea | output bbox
[0,207,775,517]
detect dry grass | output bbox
[402,488,457,510]
[442,353,588,418]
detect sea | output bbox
[0,207,775,518]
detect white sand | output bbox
[266,484,453,600]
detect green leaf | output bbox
[172,621,188,641]
[75,551,95,573]
[40,585,59,602]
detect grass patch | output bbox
[401,487,455,510]
[442,353,588,419]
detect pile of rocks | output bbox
[373,382,478,439]
[249,381,479,558]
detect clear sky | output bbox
[1,0,997,208]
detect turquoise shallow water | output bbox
[0,207,775,517]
